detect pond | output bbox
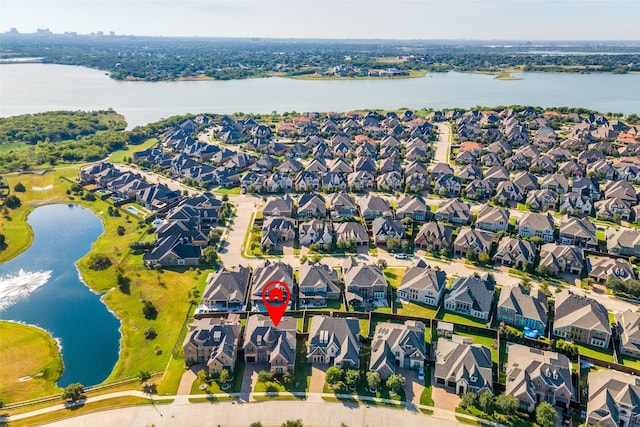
[0,204,121,387]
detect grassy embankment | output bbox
[0,321,63,403]
[0,166,210,402]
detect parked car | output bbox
[418,367,425,381]
[394,253,408,259]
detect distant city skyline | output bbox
[1,0,640,41]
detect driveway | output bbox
[240,362,267,395]
[309,365,327,393]
[432,385,460,412]
[176,364,201,395]
[398,368,424,406]
[433,123,451,164]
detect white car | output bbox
[418,367,425,381]
[394,253,408,259]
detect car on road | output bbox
[394,253,408,259]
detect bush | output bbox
[478,390,494,413]
[386,374,405,392]
[144,327,157,340]
[117,225,125,236]
[366,371,381,390]
[83,192,96,201]
[536,401,558,427]
[326,366,343,386]
[117,273,131,294]
[13,182,26,192]
[460,391,477,410]
[257,370,273,383]
[281,420,303,427]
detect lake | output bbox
[0,63,639,128]
[0,204,120,387]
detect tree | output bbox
[344,369,360,387]
[142,300,157,319]
[197,369,207,383]
[466,248,478,262]
[144,327,157,340]
[62,383,84,402]
[257,370,273,384]
[220,369,231,384]
[13,182,26,192]
[4,194,21,209]
[202,246,218,265]
[536,402,558,427]
[366,371,381,390]
[117,225,125,236]
[386,374,406,392]
[139,370,151,386]
[83,192,96,201]
[283,371,293,385]
[386,237,401,251]
[495,393,519,415]
[460,391,477,410]
[250,423,263,427]
[281,420,303,427]
[325,366,343,386]
[478,251,491,264]
[0,233,5,247]
[478,390,494,413]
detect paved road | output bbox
[434,123,451,165]
[36,395,464,427]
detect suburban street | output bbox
[18,392,465,427]
[434,122,451,164]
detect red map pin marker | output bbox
[262,280,291,327]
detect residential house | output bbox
[294,170,320,191]
[505,345,574,412]
[484,165,510,186]
[493,237,536,268]
[372,218,406,245]
[261,216,296,249]
[494,180,524,203]
[298,261,341,308]
[298,193,327,219]
[263,195,294,217]
[553,290,611,348]
[414,222,453,251]
[358,195,393,219]
[397,259,447,307]
[497,285,548,333]
[199,266,250,312]
[370,320,427,379]
[540,173,569,195]
[518,213,556,243]
[586,370,640,427]
[435,198,471,224]
[512,171,539,195]
[136,184,181,211]
[615,310,640,359]
[396,195,428,221]
[343,258,388,308]
[559,216,598,249]
[435,174,462,197]
[465,178,494,200]
[526,189,558,212]
[453,228,494,257]
[608,228,640,257]
[444,274,496,320]
[183,317,241,375]
[307,316,361,367]
[595,197,632,221]
[539,243,584,276]
[434,335,493,395]
[243,314,297,374]
[250,261,294,310]
[347,171,375,190]
[572,177,600,200]
[475,204,510,232]
[334,222,369,246]
[143,234,202,267]
[604,180,637,204]
[559,192,593,216]
[431,163,454,180]
[587,255,635,284]
[329,192,357,219]
[299,220,333,247]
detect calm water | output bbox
[0,204,120,387]
[1,63,639,128]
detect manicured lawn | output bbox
[213,187,241,196]
[572,341,615,363]
[395,300,438,319]
[107,138,158,163]
[455,331,499,363]
[359,319,370,337]
[620,356,640,370]
[437,311,488,328]
[156,356,187,396]
[384,267,406,289]
[191,362,245,395]
[0,321,63,404]
[420,369,434,406]
[305,299,345,312]
[253,339,311,394]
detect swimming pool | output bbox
[125,206,140,215]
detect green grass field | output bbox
[107,138,158,163]
[0,321,63,404]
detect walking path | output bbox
[1,389,504,427]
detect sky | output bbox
[1,0,639,41]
